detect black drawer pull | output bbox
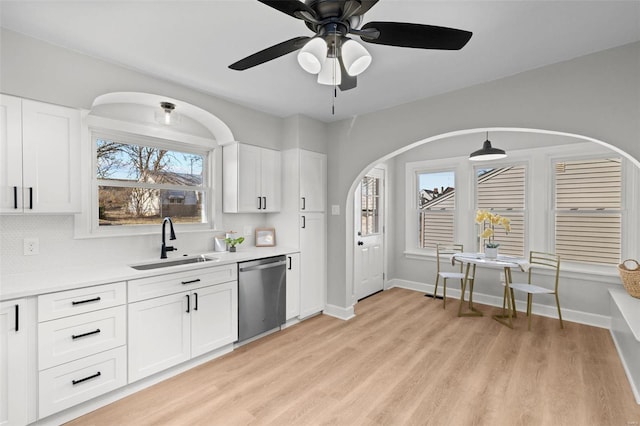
[72,296,101,306]
[72,371,101,386]
[288,256,292,270]
[15,304,19,332]
[301,197,306,210]
[13,186,18,209]
[29,187,33,209]
[181,278,201,285]
[72,329,101,340]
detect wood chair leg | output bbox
[527,294,533,331]
[433,275,440,300]
[510,288,517,318]
[442,279,447,309]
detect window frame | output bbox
[550,153,627,267]
[473,161,528,257]
[405,158,467,256]
[75,116,217,238]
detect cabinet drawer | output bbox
[128,263,237,302]
[38,306,126,370]
[39,346,127,418]
[38,282,126,321]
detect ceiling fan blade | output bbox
[356,0,380,16]
[257,0,317,20]
[360,22,472,50]
[229,37,310,71]
[338,56,357,91]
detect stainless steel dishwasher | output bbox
[237,255,287,342]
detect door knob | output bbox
[357,241,364,246]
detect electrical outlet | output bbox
[24,238,39,256]
[243,225,252,236]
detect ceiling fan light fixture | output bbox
[317,57,341,86]
[341,39,372,76]
[297,37,327,74]
[469,133,507,161]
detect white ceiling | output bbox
[1,0,639,123]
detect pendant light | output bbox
[341,39,372,76]
[469,132,507,161]
[297,37,327,74]
[157,101,176,125]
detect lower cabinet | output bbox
[285,253,301,320]
[128,281,237,383]
[1,299,29,426]
[299,213,326,318]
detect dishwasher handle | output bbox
[239,260,286,273]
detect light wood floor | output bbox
[68,288,640,426]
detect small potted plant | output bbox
[225,236,244,252]
[475,209,511,259]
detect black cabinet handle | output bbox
[15,304,19,332]
[186,294,190,313]
[301,215,306,229]
[72,328,101,340]
[72,296,101,306]
[194,292,198,311]
[287,256,292,270]
[29,187,33,210]
[301,197,306,210]
[262,197,266,210]
[13,186,18,209]
[257,196,262,210]
[72,371,101,386]
[181,278,201,285]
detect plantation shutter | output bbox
[476,166,526,256]
[554,158,621,264]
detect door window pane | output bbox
[360,176,380,236]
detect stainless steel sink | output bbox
[130,255,218,270]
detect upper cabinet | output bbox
[0,94,81,214]
[299,150,326,212]
[223,142,281,213]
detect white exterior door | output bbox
[354,167,385,300]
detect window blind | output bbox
[555,158,621,264]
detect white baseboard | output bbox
[387,278,611,329]
[323,303,355,321]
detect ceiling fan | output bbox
[229,0,472,91]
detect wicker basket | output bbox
[618,259,640,299]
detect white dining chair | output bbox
[508,251,563,330]
[433,243,466,309]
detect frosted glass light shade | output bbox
[297,38,327,74]
[317,57,341,85]
[341,39,371,76]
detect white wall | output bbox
[325,41,640,312]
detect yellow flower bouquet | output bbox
[475,209,511,248]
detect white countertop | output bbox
[609,287,640,342]
[0,246,298,301]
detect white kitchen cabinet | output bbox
[37,284,128,418]
[299,213,326,318]
[299,150,326,212]
[1,299,29,426]
[128,266,238,382]
[223,142,281,213]
[285,253,301,320]
[128,292,191,382]
[0,94,80,213]
[190,282,238,357]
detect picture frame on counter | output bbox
[255,228,276,247]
